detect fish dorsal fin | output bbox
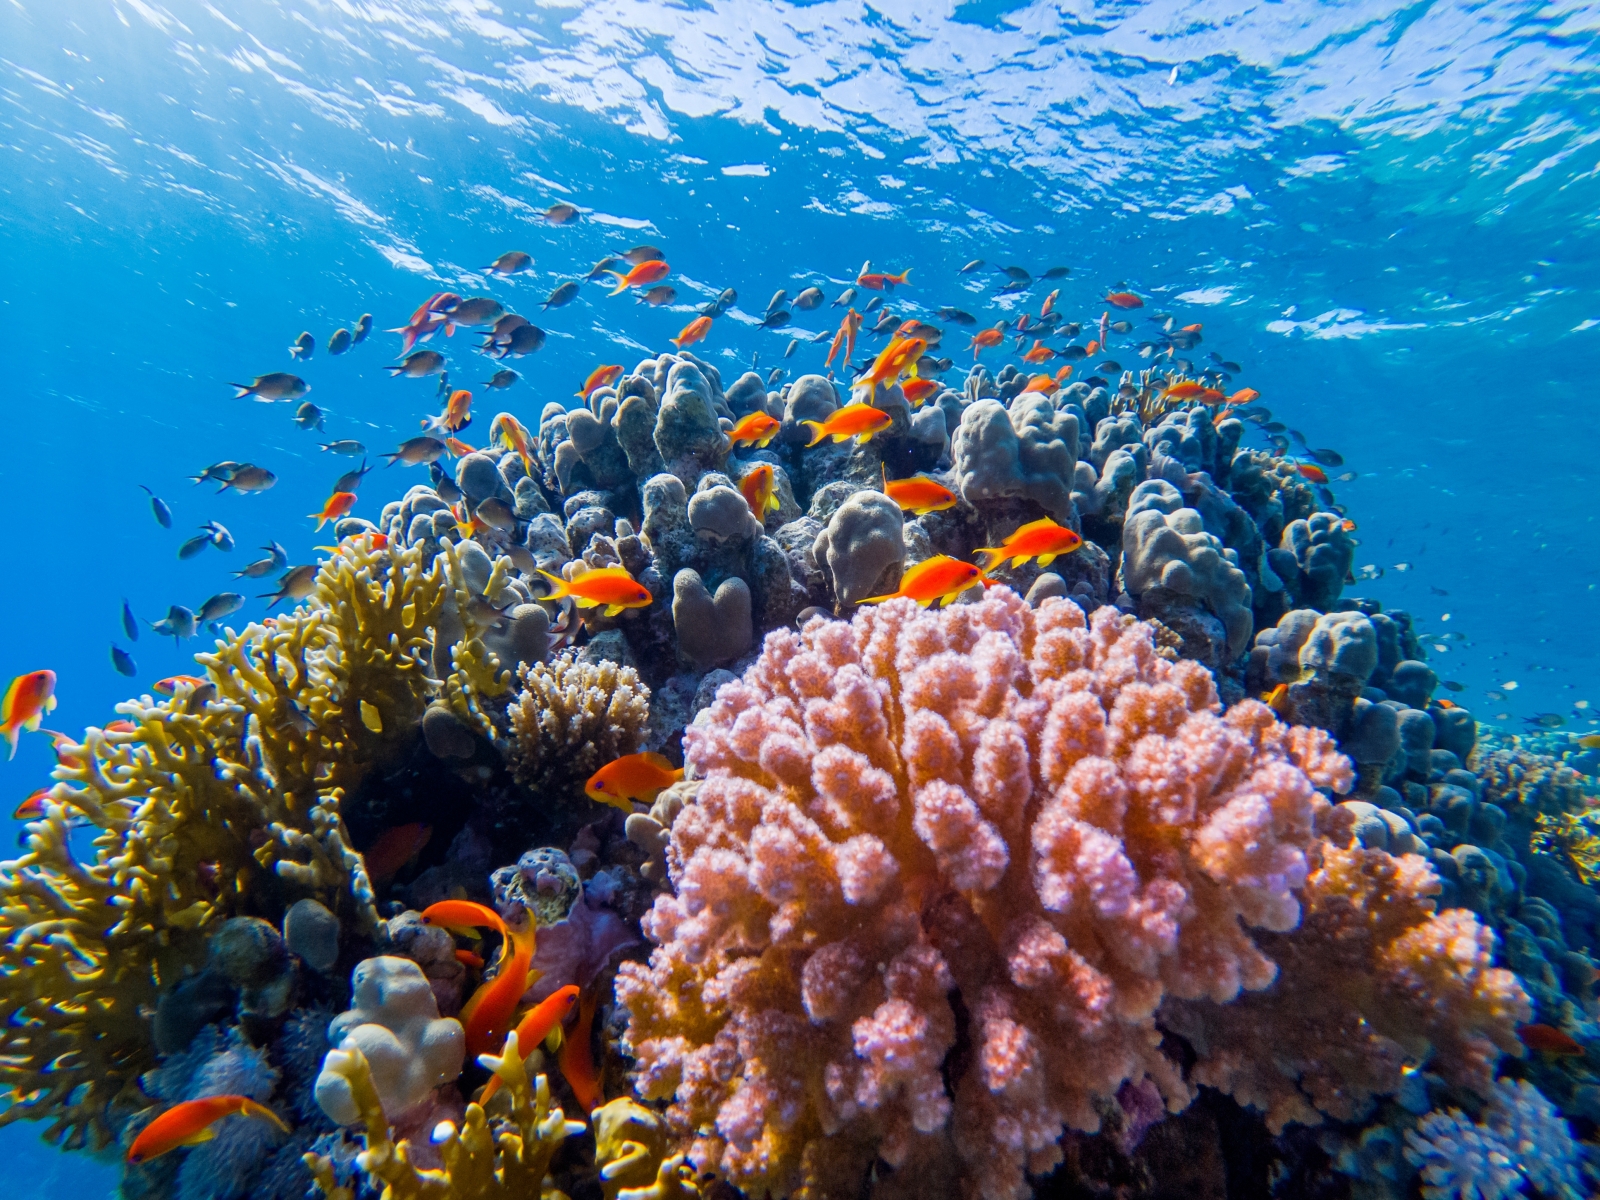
[640,751,677,774]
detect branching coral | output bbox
[1162,842,1529,1133]
[1404,1077,1585,1200]
[618,590,1353,1200]
[1472,739,1597,817]
[593,1097,702,1200]
[1531,809,1600,885]
[506,651,650,803]
[305,1037,584,1200]
[0,539,448,1149]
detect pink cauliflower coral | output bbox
[617,590,1352,1200]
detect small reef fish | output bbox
[960,259,985,274]
[363,822,432,880]
[1022,340,1055,364]
[421,899,508,936]
[447,296,505,326]
[490,413,535,474]
[178,532,213,560]
[353,313,372,343]
[937,307,976,325]
[111,645,137,676]
[901,378,941,406]
[1105,291,1143,309]
[536,566,652,617]
[483,369,519,389]
[671,316,713,349]
[333,461,373,494]
[833,287,857,307]
[974,518,1083,570]
[802,403,893,447]
[235,542,288,580]
[1020,374,1058,395]
[309,491,357,530]
[728,411,780,448]
[422,389,473,437]
[389,350,447,378]
[138,484,172,528]
[231,373,308,402]
[638,285,676,306]
[539,281,578,310]
[289,332,314,361]
[857,268,911,291]
[998,265,1031,283]
[576,364,624,400]
[621,244,665,265]
[462,922,538,1058]
[585,751,684,813]
[327,328,352,356]
[603,259,670,296]
[479,986,582,1104]
[969,325,1005,358]
[559,986,603,1112]
[760,310,792,331]
[861,556,992,608]
[262,564,317,610]
[827,309,862,369]
[1229,388,1260,405]
[218,465,277,494]
[486,250,533,275]
[294,402,324,431]
[854,337,925,400]
[1263,684,1292,716]
[455,949,485,970]
[794,286,824,310]
[126,1096,289,1165]
[196,592,244,623]
[445,436,479,458]
[382,437,447,468]
[153,674,208,695]
[545,202,579,223]
[474,497,518,533]
[1295,462,1330,484]
[1517,1024,1584,1056]
[13,788,53,820]
[740,463,780,520]
[882,471,957,516]
[321,440,366,456]
[150,606,198,643]
[122,599,139,641]
[1577,734,1600,750]
[2,671,56,759]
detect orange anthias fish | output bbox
[862,555,993,608]
[462,922,539,1059]
[603,259,670,296]
[153,674,208,696]
[826,309,862,369]
[974,518,1083,570]
[37,728,85,770]
[1106,291,1143,309]
[802,403,893,447]
[1084,339,1101,357]
[309,491,357,531]
[1159,381,1210,403]
[444,436,479,458]
[559,986,604,1113]
[1041,289,1059,318]
[126,1096,290,1164]
[423,389,473,436]
[671,315,712,349]
[585,751,684,813]
[576,364,624,400]
[969,325,1005,359]
[901,378,941,407]
[1262,684,1291,716]
[421,899,507,936]
[882,470,957,516]
[1517,1023,1585,1056]
[2,670,57,760]
[1020,374,1058,395]
[1055,364,1074,384]
[13,787,52,820]
[1022,340,1055,364]
[455,948,485,970]
[728,411,780,448]
[537,566,653,617]
[490,413,534,474]
[363,822,433,881]
[1229,388,1260,405]
[855,336,926,400]
[1296,462,1330,484]
[857,268,910,291]
[740,463,781,520]
[480,985,582,1103]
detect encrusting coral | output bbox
[618,588,1357,1200]
[306,1034,584,1200]
[0,538,446,1150]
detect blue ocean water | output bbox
[1,0,1597,1191]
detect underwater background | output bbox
[2,0,1599,1196]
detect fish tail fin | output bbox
[2,725,16,761]
[974,548,1001,571]
[242,1101,291,1133]
[603,271,629,297]
[385,365,405,376]
[801,421,826,448]
[228,383,254,398]
[535,569,570,601]
[898,268,911,285]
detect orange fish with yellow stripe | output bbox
[974,518,1083,570]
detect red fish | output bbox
[420,899,507,936]
[558,986,603,1113]
[671,316,712,349]
[153,675,208,696]
[362,822,432,881]
[603,260,669,296]
[462,922,538,1058]
[1229,388,1260,405]
[127,1096,289,1164]
[861,556,992,608]
[309,491,357,531]
[1296,462,1329,484]
[537,566,653,617]
[974,518,1083,570]
[900,378,941,406]
[455,948,485,970]
[968,326,1005,359]
[13,787,52,820]
[585,751,684,813]
[882,471,957,516]
[2,670,57,760]
[728,411,780,448]
[1517,1023,1585,1056]
[857,268,910,291]
[1019,374,1058,395]
[802,403,893,447]
[1022,340,1054,364]
[576,365,624,400]
[479,985,582,1103]
[1105,291,1143,309]
[740,463,781,521]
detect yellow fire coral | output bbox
[593,1097,702,1200]
[1162,840,1530,1133]
[306,1034,585,1200]
[0,539,448,1150]
[505,651,650,801]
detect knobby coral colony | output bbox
[4,315,1599,1200]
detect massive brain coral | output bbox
[617,589,1354,1200]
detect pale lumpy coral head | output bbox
[618,589,1353,1200]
